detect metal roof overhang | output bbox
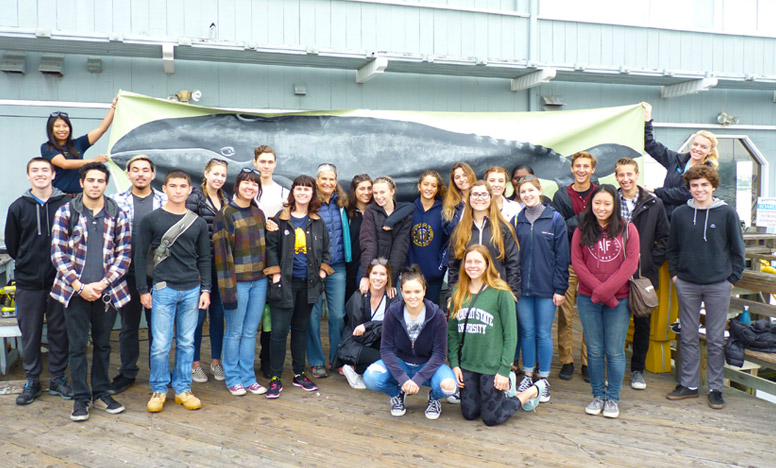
[1,30,775,91]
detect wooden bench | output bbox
[721,298,776,396]
[0,316,22,375]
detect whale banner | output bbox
[106,90,644,200]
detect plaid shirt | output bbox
[50,195,132,308]
[619,189,638,222]
[111,187,167,232]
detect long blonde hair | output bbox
[442,162,476,221]
[450,180,517,261]
[694,130,720,169]
[201,158,228,204]
[451,245,515,315]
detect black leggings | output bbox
[270,278,314,378]
[460,368,522,426]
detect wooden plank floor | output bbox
[1,319,775,468]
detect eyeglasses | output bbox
[209,158,229,166]
[370,258,389,266]
[50,112,69,119]
[470,192,491,200]
[240,168,260,175]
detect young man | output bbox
[614,157,670,390]
[5,158,71,405]
[135,170,211,413]
[51,162,131,421]
[109,155,167,394]
[666,165,744,409]
[551,151,598,381]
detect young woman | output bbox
[363,265,457,420]
[447,180,520,299]
[512,176,570,402]
[307,163,351,378]
[484,166,522,222]
[40,97,117,194]
[571,185,639,419]
[333,258,395,389]
[407,170,448,305]
[642,102,720,218]
[359,176,413,296]
[186,158,228,383]
[264,175,332,399]
[345,174,373,301]
[448,245,545,426]
[213,168,268,396]
[442,162,476,235]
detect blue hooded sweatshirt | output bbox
[407,197,448,282]
[513,204,570,298]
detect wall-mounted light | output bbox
[294,83,307,96]
[167,89,202,103]
[0,53,26,74]
[39,54,64,77]
[716,112,740,126]
[542,95,566,107]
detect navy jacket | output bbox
[319,193,348,265]
[380,299,448,387]
[407,198,449,283]
[513,205,570,298]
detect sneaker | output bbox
[666,384,699,400]
[708,390,725,409]
[228,384,247,396]
[602,399,620,418]
[581,365,590,383]
[265,378,283,399]
[93,394,126,414]
[559,363,574,380]
[631,370,647,390]
[390,392,406,417]
[48,376,73,400]
[522,379,547,412]
[424,393,442,420]
[174,390,202,410]
[108,374,135,395]
[192,366,208,383]
[517,375,534,394]
[538,378,551,403]
[70,400,90,422]
[211,363,225,381]
[342,364,366,390]
[585,397,605,415]
[247,383,267,395]
[16,380,42,405]
[293,372,318,392]
[311,366,328,379]
[147,392,167,413]
[505,371,518,398]
[446,389,461,404]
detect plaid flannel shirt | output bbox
[50,195,132,308]
[111,187,167,232]
[619,189,636,222]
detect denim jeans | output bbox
[363,358,457,401]
[149,284,200,394]
[307,263,346,367]
[194,269,224,362]
[223,278,267,388]
[517,296,557,378]
[577,294,630,402]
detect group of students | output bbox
[5,99,744,425]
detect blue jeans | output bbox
[517,296,556,378]
[363,358,457,400]
[577,294,631,403]
[223,279,267,388]
[307,263,346,367]
[194,269,224,362]
[149,284,200,394]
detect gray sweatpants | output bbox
[674,278,732,392]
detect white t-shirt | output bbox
[255,181,289,218]
[500,196,523,223]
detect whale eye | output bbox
[220,146,235,157]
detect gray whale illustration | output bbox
[110,113,640,200]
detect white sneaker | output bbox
[446,389,461,404]
[192,366,208,383]
[342,364,366,390]
[603,399,620,418]
[517,375,534,394]
[538,378,551,403]
[585,397,604,415]
[630,370,646,390]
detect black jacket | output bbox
[625,187,670,287]
[264,208,332,308]
[186,186,222,253]
[333,290,395,368]
[359,201,413,284]
[725,318,776,367]
[5,188,69,289]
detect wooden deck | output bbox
[1,320,775,468]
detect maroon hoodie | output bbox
[571,223,640,309]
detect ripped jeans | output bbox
[362,358,456,400]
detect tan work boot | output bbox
[174,390,202,410]
[147,392,167,413]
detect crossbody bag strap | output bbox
[161,210,198,248]
[457,284,487,366]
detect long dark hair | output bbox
[45,114,79,158]
[233,169,263,204]
[346,173,372,219]
[286,175,321,214]
[578,185,625,247]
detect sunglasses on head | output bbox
[240,168,260,175]
[209,158,229,166]
[517,175,536,184]
[50,112,69,119]
[370,258,389,266]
